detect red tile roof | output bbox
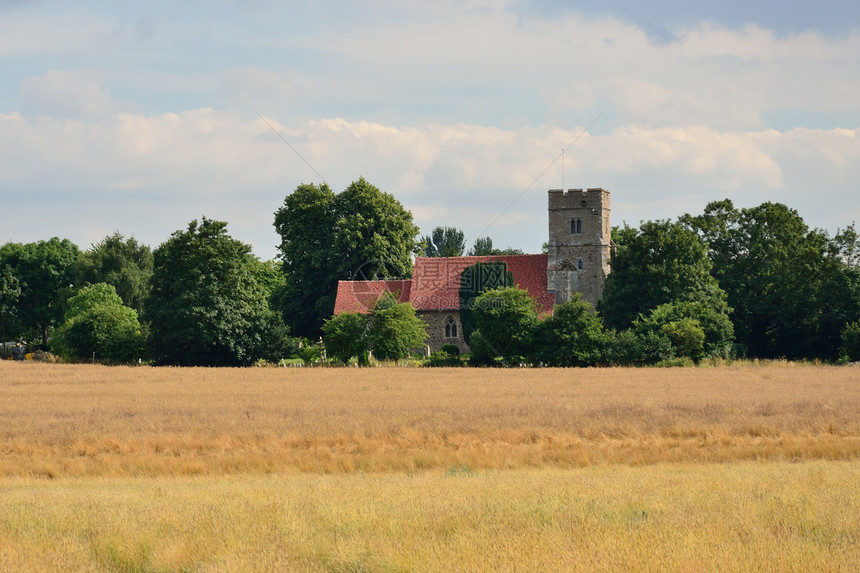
[333,254,554,316]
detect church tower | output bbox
[547,188,612,308]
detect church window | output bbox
[570,218,582,234]
[577,259,583,270]
[445,316,458,338]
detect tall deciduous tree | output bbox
[0,264,21,340]
[146,218,284,366]
[274,178,420,338]
[683,200,860,359]
[75,232,153,314]
[420,226,466,257]
[598,220,727,331]
[0,238,80,347]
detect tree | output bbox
[367,291,427,362]
[0,238,80,347]
[598,220,727,331]
[0,264,21,340]
[145,218,282,366]
[458,261,514,345]
[471,287,539,363]
[53,283,146,363]
[683,200,860,359]
[420,226,466,257]
[274,178,420,338]
[534,295,607,366]
[468,237,523,256]
[322,311,370,365]
[75,233,153,314]
[633,300,734,360]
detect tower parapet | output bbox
[547,188,612,308]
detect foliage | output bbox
[534,295,606,366]
[458,261,514,345]
[660,318,706,363]
[0,237,80,347]
[0,264,21,340]
[274,178,420,338]
[598,220,726,331]
[75,232,153,314]
[683,200,860,360]
[471,287,539,363]
[322,312,369,365]
[602,329,674,366]
[367,292,427,362]
[296,339,324,366]
[468,236,523,256]
[467,330,498,366]
[840,321,860,362]
[440,343,460,356]
[633,300,734,360]
[426,349,461,367]
[145,218,282,366]
[420,226,466,257]
[52,283,146,363]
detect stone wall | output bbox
[419,310,470,354]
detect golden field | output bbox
[0,362,857,477]
[0,362,858,571]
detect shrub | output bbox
[440,343,460,357]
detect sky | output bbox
[1,0,859,261]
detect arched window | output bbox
[577,259,583,270]
[570,218,582,234]
[445,316,457,338]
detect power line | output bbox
[254,110,327,183]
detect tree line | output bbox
[2,178,860,366]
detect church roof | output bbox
[333,254,554,315]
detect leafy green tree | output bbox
[146,218,282,366]
[0,238,80,347]
[534,295,607,366]
[458,261,514,345]
[839,321,860,361]
[0,264,21,340]
[322,312,370,365]
[598,220,727,331]
[660,318,706,363]
[75,233,153,314]
[471,287,539,363]
[420,226,466,257]
[683,200,860,359]
[634,300,734,359]
[53,283,146,363]
[274,178,420,338]
[367,291,427,363]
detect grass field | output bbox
[0,362,858,571]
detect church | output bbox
[333,188,613,353]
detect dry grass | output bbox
[0,362,858,477]
[0,461,857,572]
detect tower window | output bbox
[577,259,583,270]
[445,316,458,338]
[570,218,582,234]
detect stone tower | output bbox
[547,188,612,308]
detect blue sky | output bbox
[1,0,859,260]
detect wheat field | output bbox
[0,361,858,477]
[1,362,858,571]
